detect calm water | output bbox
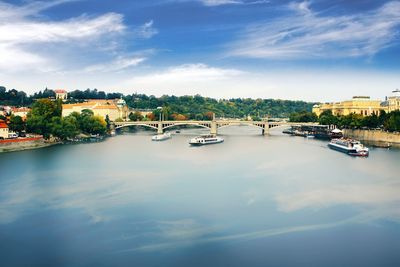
[1,127,400,267]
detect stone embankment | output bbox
[0,137,56,153]
[343,129,400,148]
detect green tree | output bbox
[384,111,400,131]
[8,115,25,134]
[26,99,60,138]
[129,111,143,121]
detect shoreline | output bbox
[0,135,108,154]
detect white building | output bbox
[55,89,68,100]
[0,121,9,139]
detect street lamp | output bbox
[157,107,162,121]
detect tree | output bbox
[129,111,143,121]
[384,110,400,131]
[26,99,60,138]
[9,115,25,134]
[146,113,155,121]
[318,110,338,125]
[289,111,318,122]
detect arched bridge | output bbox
[113,120,317,135]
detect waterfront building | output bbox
[313,96,385,117]
[62,99,129,121]
[0,121,9,139]
[11,107,31,121]
[387,89,400,113]
[55,89,68,100]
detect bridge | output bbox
[112,120,316,135]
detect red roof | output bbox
[0,121,8,128]
[54,89,67,94]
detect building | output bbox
[387,89,400,113]
[11,107,31,121]
[313,96,385,117]
[0,121,9,139]
[55,89,68,100]
[62,99,129,121]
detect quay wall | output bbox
[343,129,400,148]
[0,137,53,153]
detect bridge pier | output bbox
[157,122,163,134]
[262,122,269,135]
[210,120,217,136]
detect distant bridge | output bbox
[112,120,317,135]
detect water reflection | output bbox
[0,127,399,266]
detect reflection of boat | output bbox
[189,135,224,146]
[282,129,295,135]
[328,138,369,156]
[152,132,171,141]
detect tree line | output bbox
[289,110,400,132]
[1,86,315,119]
[26,99,107,140]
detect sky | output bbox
[0,0,400,101]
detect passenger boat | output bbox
[189,135,224,146]
[152,132,171,141]
[328,138,369,156]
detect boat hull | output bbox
[189,139,224,146]
[328,143,369,157]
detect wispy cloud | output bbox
[0,1,157,73]
[199,0,269,6]
[229,1,400,59]
[84,57,147,73]
[127,63,243,84]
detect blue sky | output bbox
[0,0,399,101]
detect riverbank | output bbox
[0,137,60,153]
[343,129,400,148]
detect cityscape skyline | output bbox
[1,0,400,101]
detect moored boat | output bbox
[189,135,224,146]
[328,138,369,156]
[152,132,171,141]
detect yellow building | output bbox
[387,89,400,113]
[62,99,128,121]
[313,96,385,117]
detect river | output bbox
[1,127,400,267]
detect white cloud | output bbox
[229,1,400,59]
[199,0,269,6]
[200,0,242,6]
[0,1,157,74]
[128,63,243,84]
[84,57,147,73]
[134,20,159,38]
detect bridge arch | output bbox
[217,122,265,130]
[115,123,158,131]
[162,122,211,130]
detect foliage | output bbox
[8,115,25,133]
[26,99,106,139]
[0,87,55,106]
[124,94,315,119]
[289,111,318,122]
[384,110,400,131]
[27,99,60,138]
[129,111,144,121]
[317,110,400,132]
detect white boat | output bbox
[328,138,369,156]
[189,135,224,146]
[152,132,171,141]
